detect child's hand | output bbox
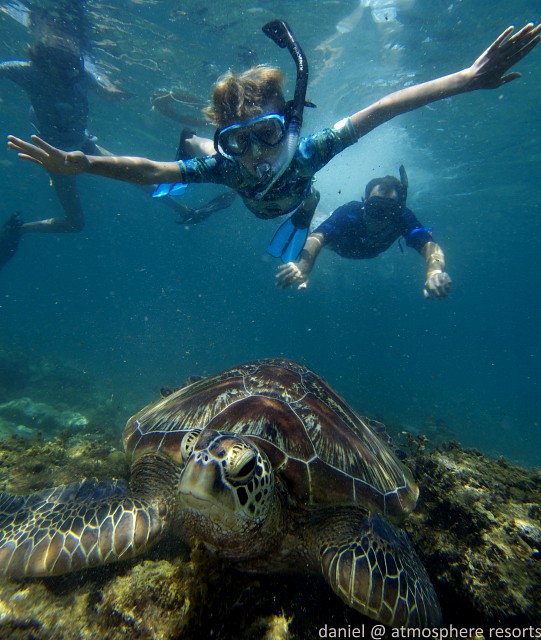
[276,262,308,290]
[467,23,540,90]
[7,135,89,175]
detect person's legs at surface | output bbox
[0,212,23,270]
[20,174,84,233]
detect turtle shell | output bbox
[124,358,418,520]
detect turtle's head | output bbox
[178,429,276,551]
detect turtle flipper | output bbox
[0,478,165,578]
[319,513,441,628]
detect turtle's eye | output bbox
[227,446,257,481]
[181,429,201,461]
[236,455,257,479]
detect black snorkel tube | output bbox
[399,164,409,205]
[255,20,309,199]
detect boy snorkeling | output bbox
[276,167,453,299]
[6,20,540,263]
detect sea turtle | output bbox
[0,358,441,628]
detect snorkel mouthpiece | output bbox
[256,162,273,180]
[255,20,309,199]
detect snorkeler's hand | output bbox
[107,88,134,101]
[423,271,452,300]
[276,262,309,290]
[466,23,541,90]
[7,135,89,175]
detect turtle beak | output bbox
[179,455,236,514]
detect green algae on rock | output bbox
[0,387,540,637]
[0,359,440,628]
[404,441,541,626]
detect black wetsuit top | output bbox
[0,60,95,149]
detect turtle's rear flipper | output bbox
[0,478,165,578]
[319,512,441,628]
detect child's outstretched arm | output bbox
[349,23,540,138]
[7,135,182,185]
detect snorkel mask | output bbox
[213,21,310,198]
[214,114,287,160]
[365,165,409,218]
[365,196,403,219]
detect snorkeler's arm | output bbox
[420,241,452,300]
[0,61,30,85]
[276,233,326,289]
[86,70,133,101]
[7,135,183,184]
[349,23,540,139]
[85,155,182,183]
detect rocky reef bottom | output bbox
[0,349,539,639]
[406,441,541,627]
[0,426,539,640]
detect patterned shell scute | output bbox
[123,358,418,519]
[123,364,257,463]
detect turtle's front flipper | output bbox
[318,512,441,628]
[0,478,165,578]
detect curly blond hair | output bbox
[203,65,286,128]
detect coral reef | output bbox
[0,346,136,429]
[0,378,539,639]
[404,440,541,627]
[0,397,89,437]
[0,429,128,494]
[0,348,97,408]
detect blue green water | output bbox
[0,0,539,466]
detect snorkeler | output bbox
[0,3,129,240]
[0,1,235,271]
[6,20,541,264]
[276,167,452,300]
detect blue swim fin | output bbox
[152,181,188,198]
[152,130,194,198]
[267,216,308,262]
